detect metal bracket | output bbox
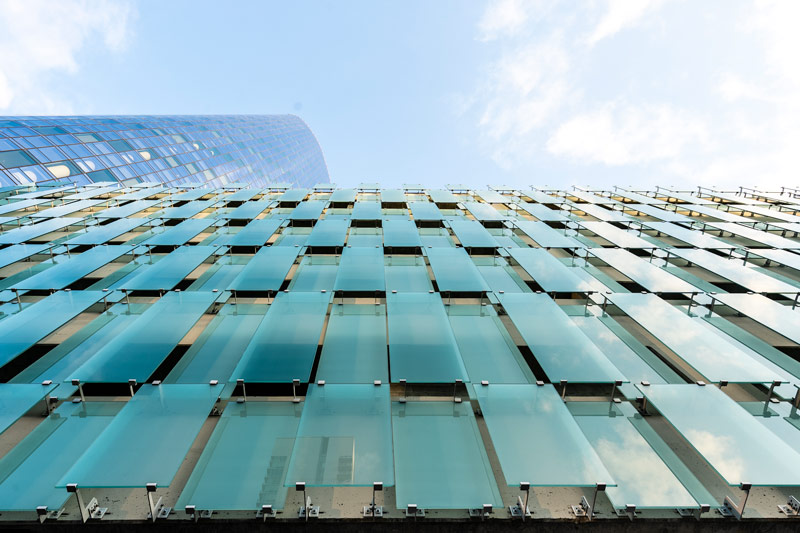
[405,504,425,518]
[721,483,751,520]
[469,504,493,519]
[146,483,170,521]
[614,504,637,520]
[298,497,319,519]
[572,496,591,517]
[677,504,710,519]
[36,506,65,523]
[509,496,531,519]
[363,504,384,517]
[66,484,106,523]
[778,495,800,516]
[257,505,275,520]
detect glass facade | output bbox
[0,115,329,188]
[0,183,798,523]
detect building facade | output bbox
[0,183,798,526]
[0,115,329,188]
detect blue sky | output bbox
[0,0,798,190]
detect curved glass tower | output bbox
[0,115,328,188]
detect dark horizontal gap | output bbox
[383,246,421,255]
[148,345,191,383]
[0,344,56,382]
[351,220,382,228]
[229,381,309,397]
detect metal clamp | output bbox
[509,482,532,520]
[363,481,384,518]
[296,482,318,520]
[778,496,800,516]
[469,504,493,520]
[720,483,751,520]
[257,504,276,521]
[146,483,170,521]
[572,483,606,520]
[405,504,425,518]
[66,484,106,522]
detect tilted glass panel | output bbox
[572,202,630,222]
[447,219,498,248]
[627,204,691,223]
[515,220,583,248]
[289,200,326,220]
[508,247,595,292]
[305,219,349,247]
[166,309,263,384]
[524,189,564,204]
[747,248,800,271]
[391,401,502,509]
[408,201,442,221]
[227,246,299,292]
[608,293,778,383]
[219,199,272,220]
[380,189,406,204]
[328,188,357,203]
[333,246,385,292]
[475,189,508,204]
[0,290,103,367]
[288,256,338,292]
[447,306,533,383]
[517,202,568,221]
[29,199,106,219]
[176,402,301,511]
[384,259,432,292]
[498,293,624,383]
[708,222,800,249]
[581,221,655,248]
[741,204,800,223]
[316,304,388,383]
[386,292,467,383]
[637,384,800,486]
[157,199,217,220]
[231,291,330,383]
[429,189,458,204]
[476,384,613,486]
[286,384,393,486]
[144,218,216,246]
[278,189,310,203]
[93,199,160,219]
[463,201,506,222]
[575,408,698,509]
[589,247,698,293]
[668,248,797,293]
[0,243,50,269]
[0,383,59,435]
[68,291,216,383]
[713,293,800,345]
[224,218,284,247]
[0,218,76,244]
[58,383,222,487]
[643,222,734,249]
[67,218,147,245]
[685,204,752,222]
[351,201,381,220]
[426,247,489,293]
[0,402,122,511]
[476,263,529,293]
[0,198,48,216]
[119,245,216,291]
[11,245,132,290]
[383,219,421,248]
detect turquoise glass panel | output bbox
[517,202,568,221]
[386,292,467,383]
[0,290,103,367]
[476,384,613,486]
[572,316,677,384]
[589,247,697,293]
[464,201,505,221]
[67,218,147,245]
[306,219,349,247]
[279,189,310,203]
[448,219,498,248]
[515,220,583,248]
[0,402,121,511]
[231,292,330,383]
[144,218,216,246]
[476,264,528,293]
[329,189,356,203]
[508,247,595,292]
[333,246,384,292]
[639,384,800,486]
[644,222,734,249]
[94,199,160,219]
[498,293,624,383]
[286,384,393,486]
[30,199,105,219]
[627,204,690,223]
[392,401,502,509]
[581,221,654,248]
[289,200,326,220]
[0,218,75,244]
[351,201,381,220]
[220,199,272,220]
[608,293,779,383]
[157,199,216,220]
[0,383,58,435]
[384,262,432,292]
[408,201,442,221]
[316,304,388,383]
[68,291,216,382]
[0,243,50,269]
[669,248,797,293]
[426,247,489,293]
[429,190,458,203]
[346,233,382,247]
[167,309,263,384]
[289,256,337,291]
[383,219,421,247]
[176,402,301,511]
[380,189,406,203]
[12,245,132,290]
[120,245,216,291]
[227,246,299,291]
[713,293,800,345]
[447,306,533,383]
[573,203,630,222]
[224,218,283,247]
[575,410,697,508]
[709,222,800,249]
[59,383,222,487]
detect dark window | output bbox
[108,139,134,152]
[0,149,38,168]
[87,169,118,182]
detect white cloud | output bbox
[585,0,667,46]
[546,103,709,166]
[477,0,531,42]
[0,0,137,114]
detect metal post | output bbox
[610,380,622,405]
[589,483,606,520]
[292,378,300,403]
[560,380,568,400]
[128,379,137,397]
[237,379,246,402]
[66,484,89,523]
[453,379,463,403]
[71,379,85,402]
[399,378,407,403]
